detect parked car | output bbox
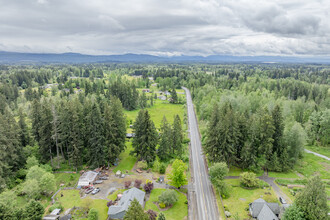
[85,187,94,194]
[91,188,100,195]
[94,180,103,184]
[99,176,109,180]
[279,197,287,204]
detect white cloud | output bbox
[0,0,329,56]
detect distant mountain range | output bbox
[0,51,329,64]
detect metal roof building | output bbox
[77,171,98,187]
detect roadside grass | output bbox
[214,188,227,220]
[125,99,185,131]
[294,152,330,179]
[55,189,108,219]
[113,142,137,173]
[145,189,187,220]
[305,145,330,158]
[54,173,80,188]
[222,179,278,219]
[277,184,297,202]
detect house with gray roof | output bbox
[249,198,280,220]
[108,187,145,219]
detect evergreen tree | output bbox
[158,116,172,161]
[295,176,328,220]
[31,99,42,142]
[158,213,166,220]
[104,97,126,165]
[170,88,178,103]
[172,115,183,156]
[86,103,106,168]
[204,104,221,162]
[23,199,44,220]
[18,109,30,147]
[132,110,158,163]
[282,204,305,220]
[272,105,284,155]
[123,198,149,220]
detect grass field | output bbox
[294,152,330,179]
[268,171,300,178]
[55,190,108,220]
[125,99,185,132]
[222,179,278,219]
[144,189,188,220]
[305,145,330,158]
[113,142,137,173]
[54,173,80,188]
[227,166,263,177]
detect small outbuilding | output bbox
[43,215,60,220]
[77,171,98,187]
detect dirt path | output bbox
[304,149,330,161]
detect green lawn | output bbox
[268,171,299,179]
[305,145,330,158]
[113,142,137,173]
[54,173,80,189]
[294,152,330,179]
[227,166,263,177]
[222,179,278,219]
[55,190,108,220]
[145,189,188,220]
[125,99,185,131]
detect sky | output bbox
[0,0,329,56]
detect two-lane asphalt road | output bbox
[183,87,219,220]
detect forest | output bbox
[0,63,329,219]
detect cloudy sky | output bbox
[0,0,329,56]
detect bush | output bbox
[125,181,132,189]
[107,200,115,207]
[134,179,142,188]
[49,202,64,213]
[88,208,98,220]
[144,182,154,194]
[152,160,160,172]
[137,161,148,170]
[240,172,259,188]
[159,203,166,209]
[158,190,178,207]
[159,163,166,174]
[146,209,157,220]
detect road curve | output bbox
[183,87,220,220]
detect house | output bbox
[108,187,146,219]
[77,171,98,187]
[249,198,280,220]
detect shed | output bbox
[77,171,98,187]
[43,215,60,220]
[108,187,145,219]
[50,208,61,215]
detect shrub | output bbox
[88,208,98,220]
[159,163,166,174]
[159,203,166,209]
[49,202,63,213]
[125,181,132,189]
[146,209,157,220]
[134,179,142,188]
[107,200,115,207]
[137,160,148,170]
[152,160,160,172]
[158,190,178,207]
[240,172,259,188]
[144,182,154,194]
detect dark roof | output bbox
[59,214,71,220]
[249,198,280,219]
